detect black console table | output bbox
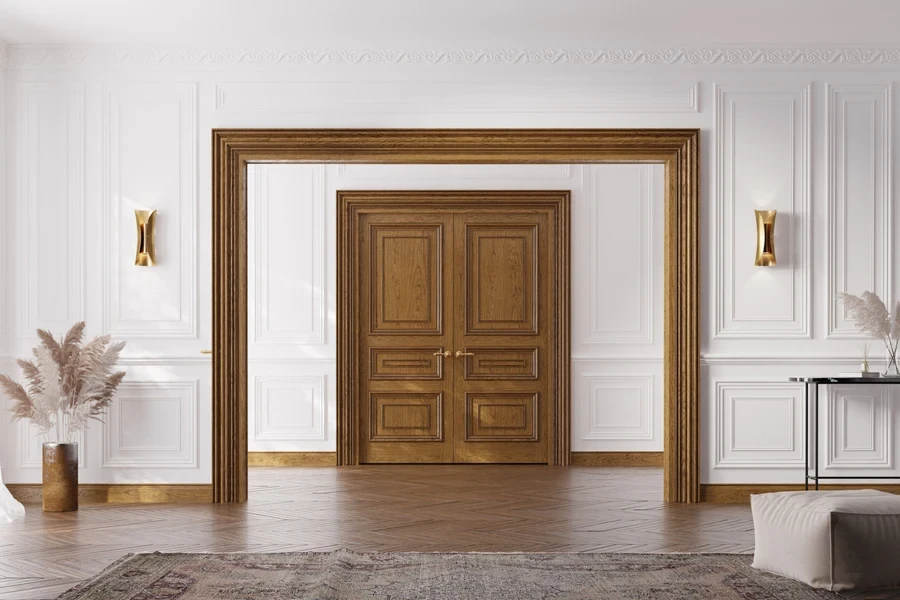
[790,376,900,490]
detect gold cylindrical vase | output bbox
[42,442,78,512]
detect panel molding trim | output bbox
[249,164,327,346]
[216,81,700,114]
[582,374,654,441]
[826,82,893,338]
[101,81,198,339]
[17,82,86,336]
[581,165,656,344]
[714,82,811,339]
[714,381,804,469]
[252,375,327,442]
[825,385,893,469]
[101,380,199,469]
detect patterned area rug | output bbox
[57,550,840,599]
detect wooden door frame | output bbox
[338,190,570,466]
[212,129,700,503]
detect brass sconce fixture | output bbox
[754,209,776,266]
[134,209,157,266]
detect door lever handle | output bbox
[455,351,475,357]
[433,349,451,357]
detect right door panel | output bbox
[453,212,552,463]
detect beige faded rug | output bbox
[57,550,840,599]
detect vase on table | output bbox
[885,348,900,377]
[42,442,78,512]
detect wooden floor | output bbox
[0,466,891,599]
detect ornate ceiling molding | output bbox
[6,46,900,69]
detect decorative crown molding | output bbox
[6,45,900,69]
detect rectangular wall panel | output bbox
[101,82,197,338]
[824,385,892,469]
[714,382,804,469]
[102,381,198,468]
[248,165,326,347]
[826,83,893,337]
[215,80,699,114]
[715,83,811,338]
[0,64,6,345]
[580,375,654,441]
[577,165,656,345]
[18,83,85,336]
[251,375,327,443]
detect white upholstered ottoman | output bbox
[751,490,900,591]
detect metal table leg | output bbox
[804,382,809,490]
[814,382,819,491]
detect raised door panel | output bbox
[370,393,443,441]
[369,348,443,380]
[465,393,538,441]
[466,225,538,335]
[370,225,442,335]
[463,348,539,380]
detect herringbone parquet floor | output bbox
[0,467,894,599]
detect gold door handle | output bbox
[200,349,213,355]
[433,349,451,357]
[455,351,475,357]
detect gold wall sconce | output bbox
[754,209,776,266]
[134,209,157,266]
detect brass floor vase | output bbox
[42,442,78,512]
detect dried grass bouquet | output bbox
[839,291,900,375]
[0,322,126,442]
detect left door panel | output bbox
[359,212,455,463]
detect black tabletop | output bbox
[789,376,900,383]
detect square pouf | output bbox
[752,489,900,591]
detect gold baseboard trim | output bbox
[8,484,213,505]
[701,484,900,503]
[249,452,338,467]
[571,452,664,467]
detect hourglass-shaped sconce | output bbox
[134,209,157,266]
[754,209,776,266]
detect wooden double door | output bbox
[345,191,568,464]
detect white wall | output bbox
[246,163,665,454]
[1,45,899,485]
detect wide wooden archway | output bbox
[212,129,700,503]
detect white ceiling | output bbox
[0,0,896,47]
